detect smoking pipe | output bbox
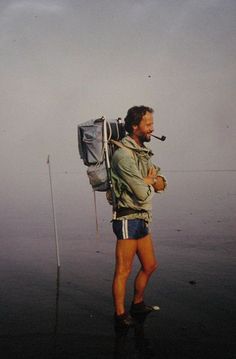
[151,134,166,141]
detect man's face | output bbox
[133,112,154,143]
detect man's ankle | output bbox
[132,301,144,307]
[132,299,144,305]
[115,310,126,316]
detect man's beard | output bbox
[140,134,151,143]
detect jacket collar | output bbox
[121,136,154,156]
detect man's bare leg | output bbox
[112,239,137,315]
[133,234,158,304]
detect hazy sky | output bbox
[0,0,235,175]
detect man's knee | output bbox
[143,261,158,275]
[115,266,132,280]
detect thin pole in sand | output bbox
[47,155,61,268]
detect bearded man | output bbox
[111,106,166,328]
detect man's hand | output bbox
[144,168,167,192]
[152,175,167,192]
[144,167,158,185]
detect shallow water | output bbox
[0,171,235,358]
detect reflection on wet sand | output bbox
[114,313,156,359]
[53,267,60,357]
[52,268,157,358]
[54,267,61,336]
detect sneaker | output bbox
[114,312,136,329]
[130,301,160,316]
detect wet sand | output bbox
[0,172,235,358]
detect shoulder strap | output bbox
[110,139,135,159]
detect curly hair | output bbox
[124,106,154,134]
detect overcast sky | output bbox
[0,0,235,176]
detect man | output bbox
[111,106,166,328]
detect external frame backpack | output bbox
[78,116,126,210]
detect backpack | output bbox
[77,116,126,208]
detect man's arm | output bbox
[115,157,154,202]
[144,167,167,192]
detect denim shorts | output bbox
[112,219,149,240]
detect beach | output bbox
[0,171,235,358]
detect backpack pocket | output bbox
[87,163,109,192]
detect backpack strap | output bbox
[109,139,136,220]
[110,139,135,159]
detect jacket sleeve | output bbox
[115,156,154,202]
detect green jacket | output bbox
[111,136,158,222]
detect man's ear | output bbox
[132,124,138,132]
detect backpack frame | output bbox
[78,116,126,212]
